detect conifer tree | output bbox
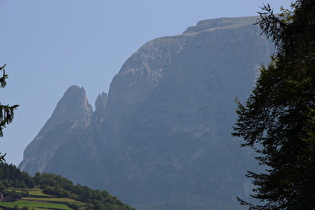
[0,64,19,162]
[233,0,315,209]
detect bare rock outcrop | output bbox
[19,85,93,174]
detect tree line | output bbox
[0,163,135,210]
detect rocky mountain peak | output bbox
[95,92,107,112]
[37,85,93,136]
[19,85,93,174]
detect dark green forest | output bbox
[0,163,135,210]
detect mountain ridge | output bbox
[19,16,273,209]
[183,16,258,34]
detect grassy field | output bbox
[0,188,86,210]
[27,188,54,197]
[0,200,72,210]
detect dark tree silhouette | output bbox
[0,64,19,162]
[233,0,315,209]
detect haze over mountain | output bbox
[19,16,273,209]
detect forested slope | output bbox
[0,163,134,210]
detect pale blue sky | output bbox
[1,0,292,165]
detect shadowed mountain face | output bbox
[19,17,273,208]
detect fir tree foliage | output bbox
[233,0,315,209]
[0,64,19,162]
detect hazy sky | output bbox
[1,0,292,165]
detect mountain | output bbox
[19,86,93,175]
[19,16,273,209]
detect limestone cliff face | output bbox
[104,36,186,135]
[92,92,107,125]
[32,91,108,187]
[95,16,273,205]
[20,17,273,208]
[19,86,93,174]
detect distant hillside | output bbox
[19,16,273,209]
[0,163,134,210]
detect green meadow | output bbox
[0,188,86,210]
